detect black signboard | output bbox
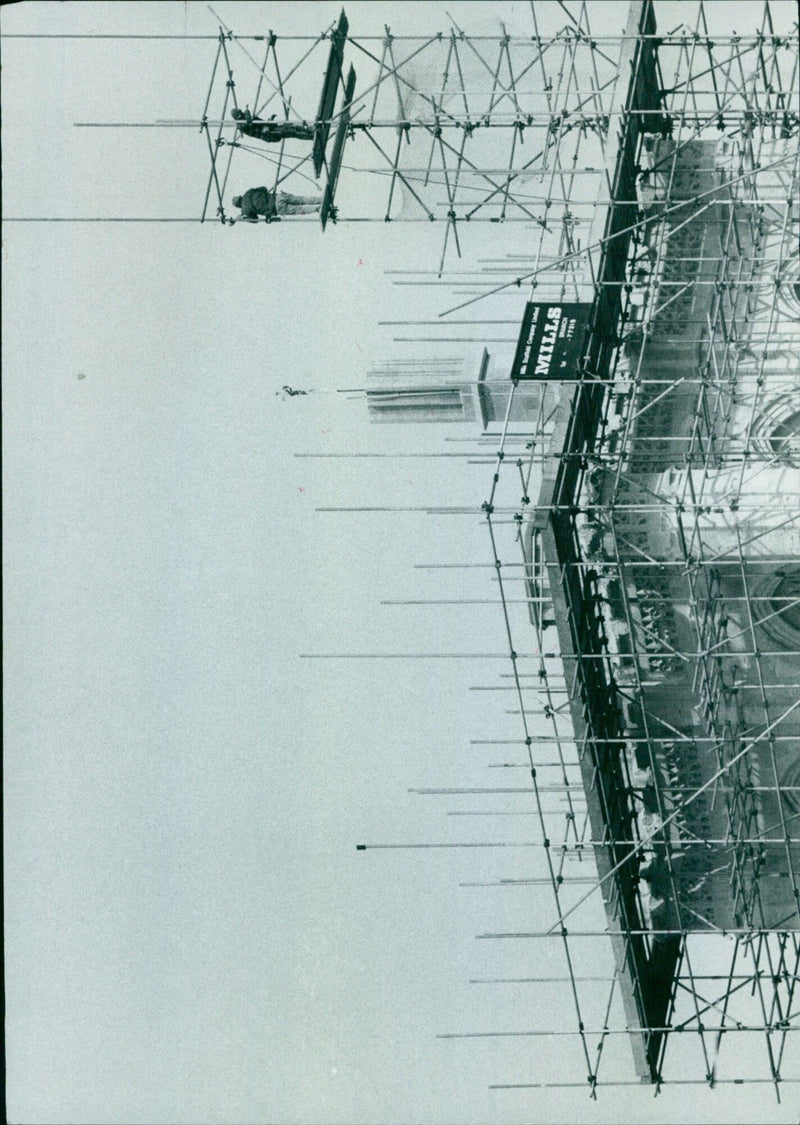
[510,302,592,380]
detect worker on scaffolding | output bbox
[232,107,314,143]
[231,186,333,223]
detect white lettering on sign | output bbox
[518,307,540,375]
[534,306,562,376]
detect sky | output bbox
[3,2,800,1124]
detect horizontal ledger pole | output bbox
[491,1079,800,1089]
[2,33,231,39]
[481,927,800,937]
[2,34,793,43]
[72,106,782,125]
[3,217,201,222]
[357,840,800,850]
[439,1025,800,1037]
[2,216,596,224]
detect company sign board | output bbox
[510,302,592,380]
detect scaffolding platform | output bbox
[313,9,349,177]
[320,65,356,231]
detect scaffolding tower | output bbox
[346,0,800,1099]
[4,0,800,1111]
[194,0,689,260]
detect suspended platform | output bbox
[320,64,356,231]
[313,9,348,177]
[198,8,352,227]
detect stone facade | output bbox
[568,137,800,931]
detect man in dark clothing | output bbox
[232,107,315,142]
[231,186,325,222]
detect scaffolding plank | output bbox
[313,9,349,177]
[320,65,356,231]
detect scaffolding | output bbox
[15,0,797,1100]
[196,0,633,247]
[4,0,800,1112]
[346,0,800,1100]
[192,0,708,262]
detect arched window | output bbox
[779,756,800,817]
[753,566,800,649]
[775,259,800,320]
[769,407,800,459]
[767,569,800,634]
[753,392,800,465]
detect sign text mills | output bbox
[510,302,592,381]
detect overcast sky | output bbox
[3,2,799,1124]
